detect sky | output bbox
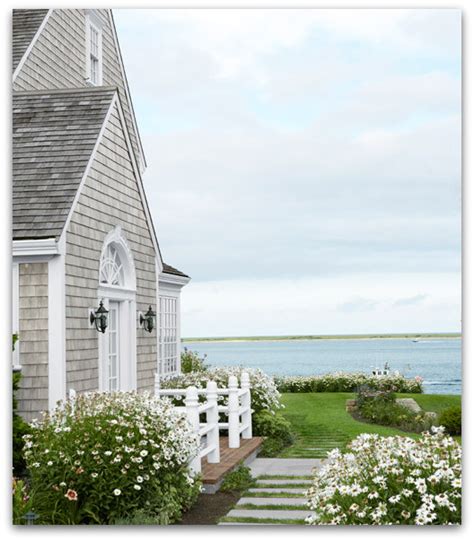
[114,9,461,337]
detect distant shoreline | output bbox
[183,333,461,344]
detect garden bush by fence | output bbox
[21,392,200,525]
[161,366,282,415]
[275,372,423,394]
[306,427,461,525]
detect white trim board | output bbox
[12,9,53,83]
[13,238,59,257]
[48,235,66,410]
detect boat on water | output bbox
[371,362,400,377]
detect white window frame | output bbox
[158,289,180,376]
[85,11,103,86]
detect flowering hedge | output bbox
[23,392,200,524]
[306,428,461,525]
[275,372,423,393]
[161,366,282,415]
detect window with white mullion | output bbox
[159,296,178,375]
[86,15,102,85]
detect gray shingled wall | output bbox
[17,262,49,422]
[65,103,156,392]
[13,8,141,168]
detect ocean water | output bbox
[182,338,462,395]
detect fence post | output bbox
[241,372,252,439]
[185,386,201,474]
[206,380,220,463]
[228,375,240,448]
[154,372,160,396]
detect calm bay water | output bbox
[183,338,462,395]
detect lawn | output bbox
[279,392,460,458]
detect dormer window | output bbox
[85,11,103,85]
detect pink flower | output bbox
[65,489,78,501]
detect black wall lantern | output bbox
[90,300,109,333]
[140,305,156,333]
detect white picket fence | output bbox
[154,373,253,474]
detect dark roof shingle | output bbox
[162,263,189,278]
[13,87,116,240]
[12,9,49,72]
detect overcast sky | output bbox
[115,9,461,337]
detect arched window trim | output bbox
[98,225,136,292]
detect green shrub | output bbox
[439,406,461,436]
[220,463,255,492]
[13,370,29,475]
[12,478,34,525]
[181,348,208,373]
[253,411,294,457]
[275,372,423,393]
[23,392,200,524]
[355,387,431,433]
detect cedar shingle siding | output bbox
[65,104,157,392]
[13,8,143,170]
[17,262,49,422]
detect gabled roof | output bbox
[13,87,116,240]
[12,9,49,72]
[162,263,189,278]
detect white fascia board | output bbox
[12,9,53,83]
[13,238,59,258]
[159,273,191,289]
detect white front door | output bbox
[107,301,120,391]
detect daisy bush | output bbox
[306,428,461,525]
[23,392,200,524]
[276,372,423,394]
[161,366,282,414]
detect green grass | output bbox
[279,392,461,458]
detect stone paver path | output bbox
[218,458,322,526]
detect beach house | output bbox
[12,9,189,421]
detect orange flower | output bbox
[65,489,78,501]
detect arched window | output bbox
[100,244,125,286]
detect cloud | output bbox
[114,9,461,334]
[393,294,429,307]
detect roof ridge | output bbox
[13,86,118,97]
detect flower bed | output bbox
[161,366,282,414]
[23,392,200,524]
[306,428,461,525]
[275,372,423,393]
